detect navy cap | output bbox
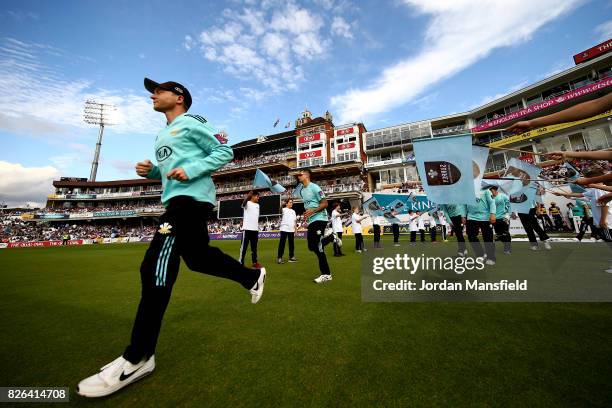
[144,77,192,110]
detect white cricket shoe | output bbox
[543,241,552,250]
[314,274,333,284]
[530,245,539,251]
[485,259,496,266]
[250,267,266,304]
[77,355,155,398]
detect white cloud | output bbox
[6,10,39,21]
[331,16,353,39]
[0,38,162,137]
[0,160,60,206]
[331,0,582,123]
[595,19,612,41]
[193,1,331,93]
[183,35,195,51]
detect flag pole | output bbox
[483,177,569,182]
[470,128,509,135]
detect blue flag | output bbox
[501,158,542,214]
[253,169,285,193]
[293,183,303,198]
[472,145,489,197]
[562,162,586,193]
[413,134,476,205]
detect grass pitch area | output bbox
[1,236,611,407]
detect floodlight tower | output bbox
[83,100,117,181]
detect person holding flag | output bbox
[517,202,552,250]
[553,167,612,242]
[466,189,497,265]
[489,186,512,255]
[440,204,467,256]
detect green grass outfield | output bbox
[1,236,611,407]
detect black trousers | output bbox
[430,227,437,242]
[576,216,594,240]
[373,225,381,243]
[277,231,295,259]
[519,208,549,244]
[239,230,258,265]
[419,229,425,242]
[410,231,416,242]
[392,224,400,243]
[552,214,564,231]
[466,220,495,261]
[538,214,554,231]
[449,216,466,253]
[123,196,259,364]
[355,233,364,250]
[567,216,575,232]
[333,232,343,255]
[493,219,511,251]
[307,221,333,275]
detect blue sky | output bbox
[1,0,611,205]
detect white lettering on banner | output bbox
[472,77,612,131]
[336,127,355,136]
[298,134,321,144]
[573,39,612,63]
[6,240,84,248]
[299,150,322,159]
[337,142,356,151]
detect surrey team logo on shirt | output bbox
[158,222,172,234]
[156,146,173,162]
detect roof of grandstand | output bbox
[232,129,295,150]
[53,178,161,188]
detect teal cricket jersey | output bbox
[573,200,585,217]
[493,192,511,219]
[466,189,497,221]
[146,113,233,206]
[440,204,466,220]
[299,182,328,224]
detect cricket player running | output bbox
[77,78,266,397]
[295,169,339,283]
